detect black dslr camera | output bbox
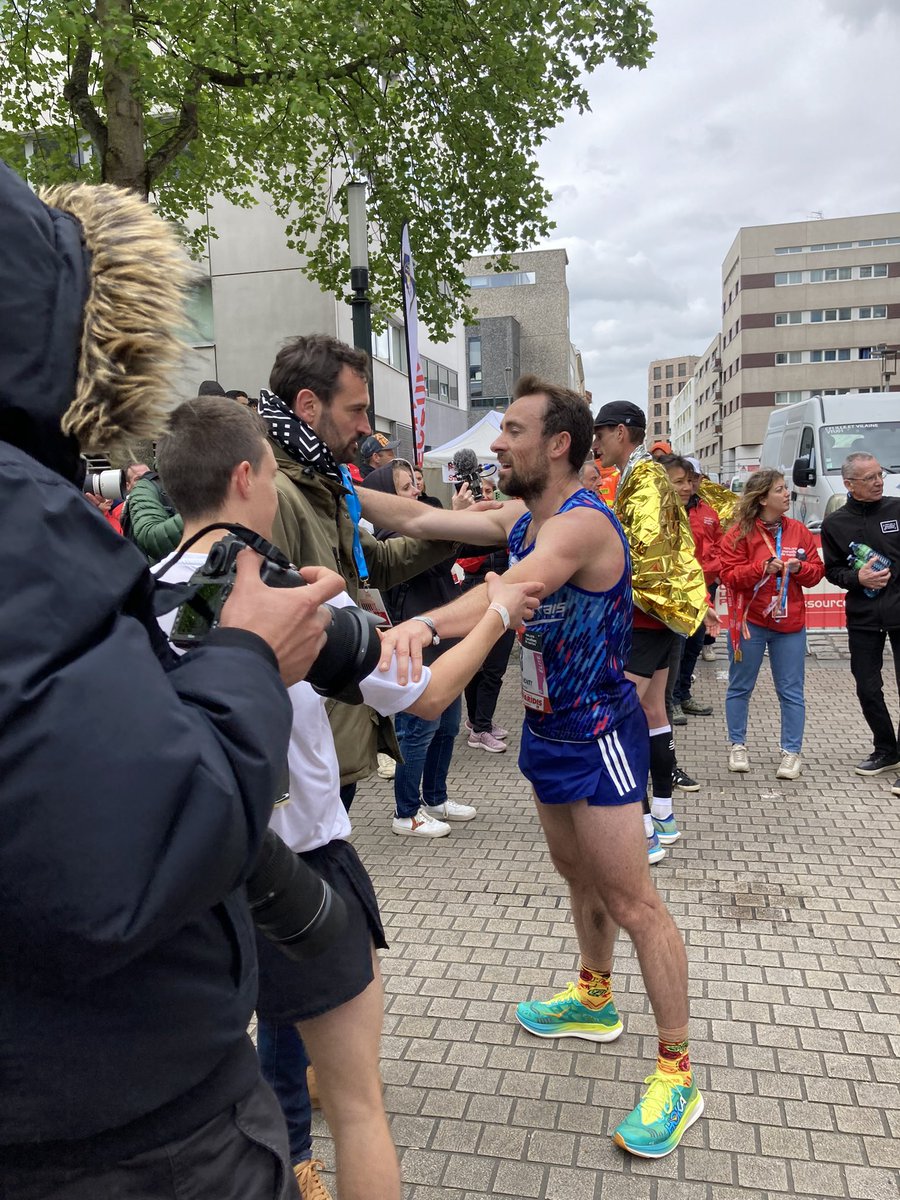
[168,528,384,705]
[158,526,389,961]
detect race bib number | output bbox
[358,586,392,626]
[520,628,552,713]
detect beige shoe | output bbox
[306,1064,319,1109]
[728,744,750,772]
[776,751,802,780]
[294,1158,332,1200]
[376,753,396,780]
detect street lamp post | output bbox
[347,181,375,425]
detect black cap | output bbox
[593,400,647,430]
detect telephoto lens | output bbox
[83,468,125,501]
[246,828,347,961]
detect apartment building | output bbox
[647,355,699,441]
[719,214,900,472]
[463,249,585,420]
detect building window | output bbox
[653,422,662,435]
[775,271,803,286]
[467,337,482,399]
[654,403,662,416]
[464,271,536,288]
[373,323,409,374]
[653,367,661,380]
[665,383,673,397]
[776,237,899,254]
[775,351,802,365]
[665,365,674,378]
[420,354,459,406]
[678,362,686,376]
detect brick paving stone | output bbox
[329,650,900,1197]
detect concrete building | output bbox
[647,354,699,440]
[690,333,725,476]
[719,214,900,473]
[462,249,584,420]
[182,191,469,457]
[670,376,695,456]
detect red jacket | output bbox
[719,517,824,634]
[687,497,721,587]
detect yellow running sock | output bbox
[657,1036,692,1084]
[576,963,613,1010]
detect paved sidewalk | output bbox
[313,638,900,1200]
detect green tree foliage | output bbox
[0,0,655,336]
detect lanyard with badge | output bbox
[756,521,789,620]
[339,466,392,625]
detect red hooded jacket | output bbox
[719,516,824,635]
[687,496,721,587]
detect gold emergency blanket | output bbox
[614,458,708,636]
[698,478,737,530]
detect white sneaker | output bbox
[728,743,750,772]
[425,800,477,822]
[376,753,395,780]
[467,730,507,753]
[776,750,802,780]
[701,646,716,662]
[392,809,451,837]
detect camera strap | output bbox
[340,466,370,585]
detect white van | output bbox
[759,393,900,531]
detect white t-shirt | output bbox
[155,551,430,853]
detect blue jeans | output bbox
[256,1019,311,1166]
[726,622,807,753]
[393,696,461,818]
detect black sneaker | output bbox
[673,766,700,792]
[855,753,900,776]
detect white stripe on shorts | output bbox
[610,730,637,791]
[597,732,629,796]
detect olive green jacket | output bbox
[127,475,183,565]
[270,441,455,784]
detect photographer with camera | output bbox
[0,164,345,1198]
[155,397,542,1200]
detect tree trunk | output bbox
[97,0,148,196]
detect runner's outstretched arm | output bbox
[379,505,605,683]
[357,486,524,546]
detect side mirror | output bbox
[792,454,816,488]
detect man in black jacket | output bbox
[0,163,343,1198]
[821,452,900,786]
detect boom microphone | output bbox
[452,448,482,491]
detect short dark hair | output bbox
[659,454,697,477]
[226,389,249,401]
[198,379,226,397]
[513,374,593,471]
[157,398,268,521]
[269,334,371,407]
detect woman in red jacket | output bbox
[719,469,824,780]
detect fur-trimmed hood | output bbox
[0,161,193,482]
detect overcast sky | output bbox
[536,0,900,412]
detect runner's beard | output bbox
[502,462,550,502]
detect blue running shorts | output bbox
[518,703,649,807]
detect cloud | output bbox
[535,0,900,405]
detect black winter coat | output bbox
[821,495,900,630]
[0,161,292,1160]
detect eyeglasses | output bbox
[847,471,886,485]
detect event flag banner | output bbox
[401,223,427,466]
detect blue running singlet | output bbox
[507,488,638,742]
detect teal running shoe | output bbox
[613,1071,704,1158]
[652,813,681,845]
[647,829,666,864]
[515,982,623,1042]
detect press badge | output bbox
[358,586,392,626]
[520,628,552,713]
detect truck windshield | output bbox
[820,422,900,473]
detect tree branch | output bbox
[199,42,407,90]
[63,39,109,160]
[144,66,204,185]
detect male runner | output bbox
[360,377,704,1158]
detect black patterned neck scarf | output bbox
[257,389,343,486]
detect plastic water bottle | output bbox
[848,541,892,598]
